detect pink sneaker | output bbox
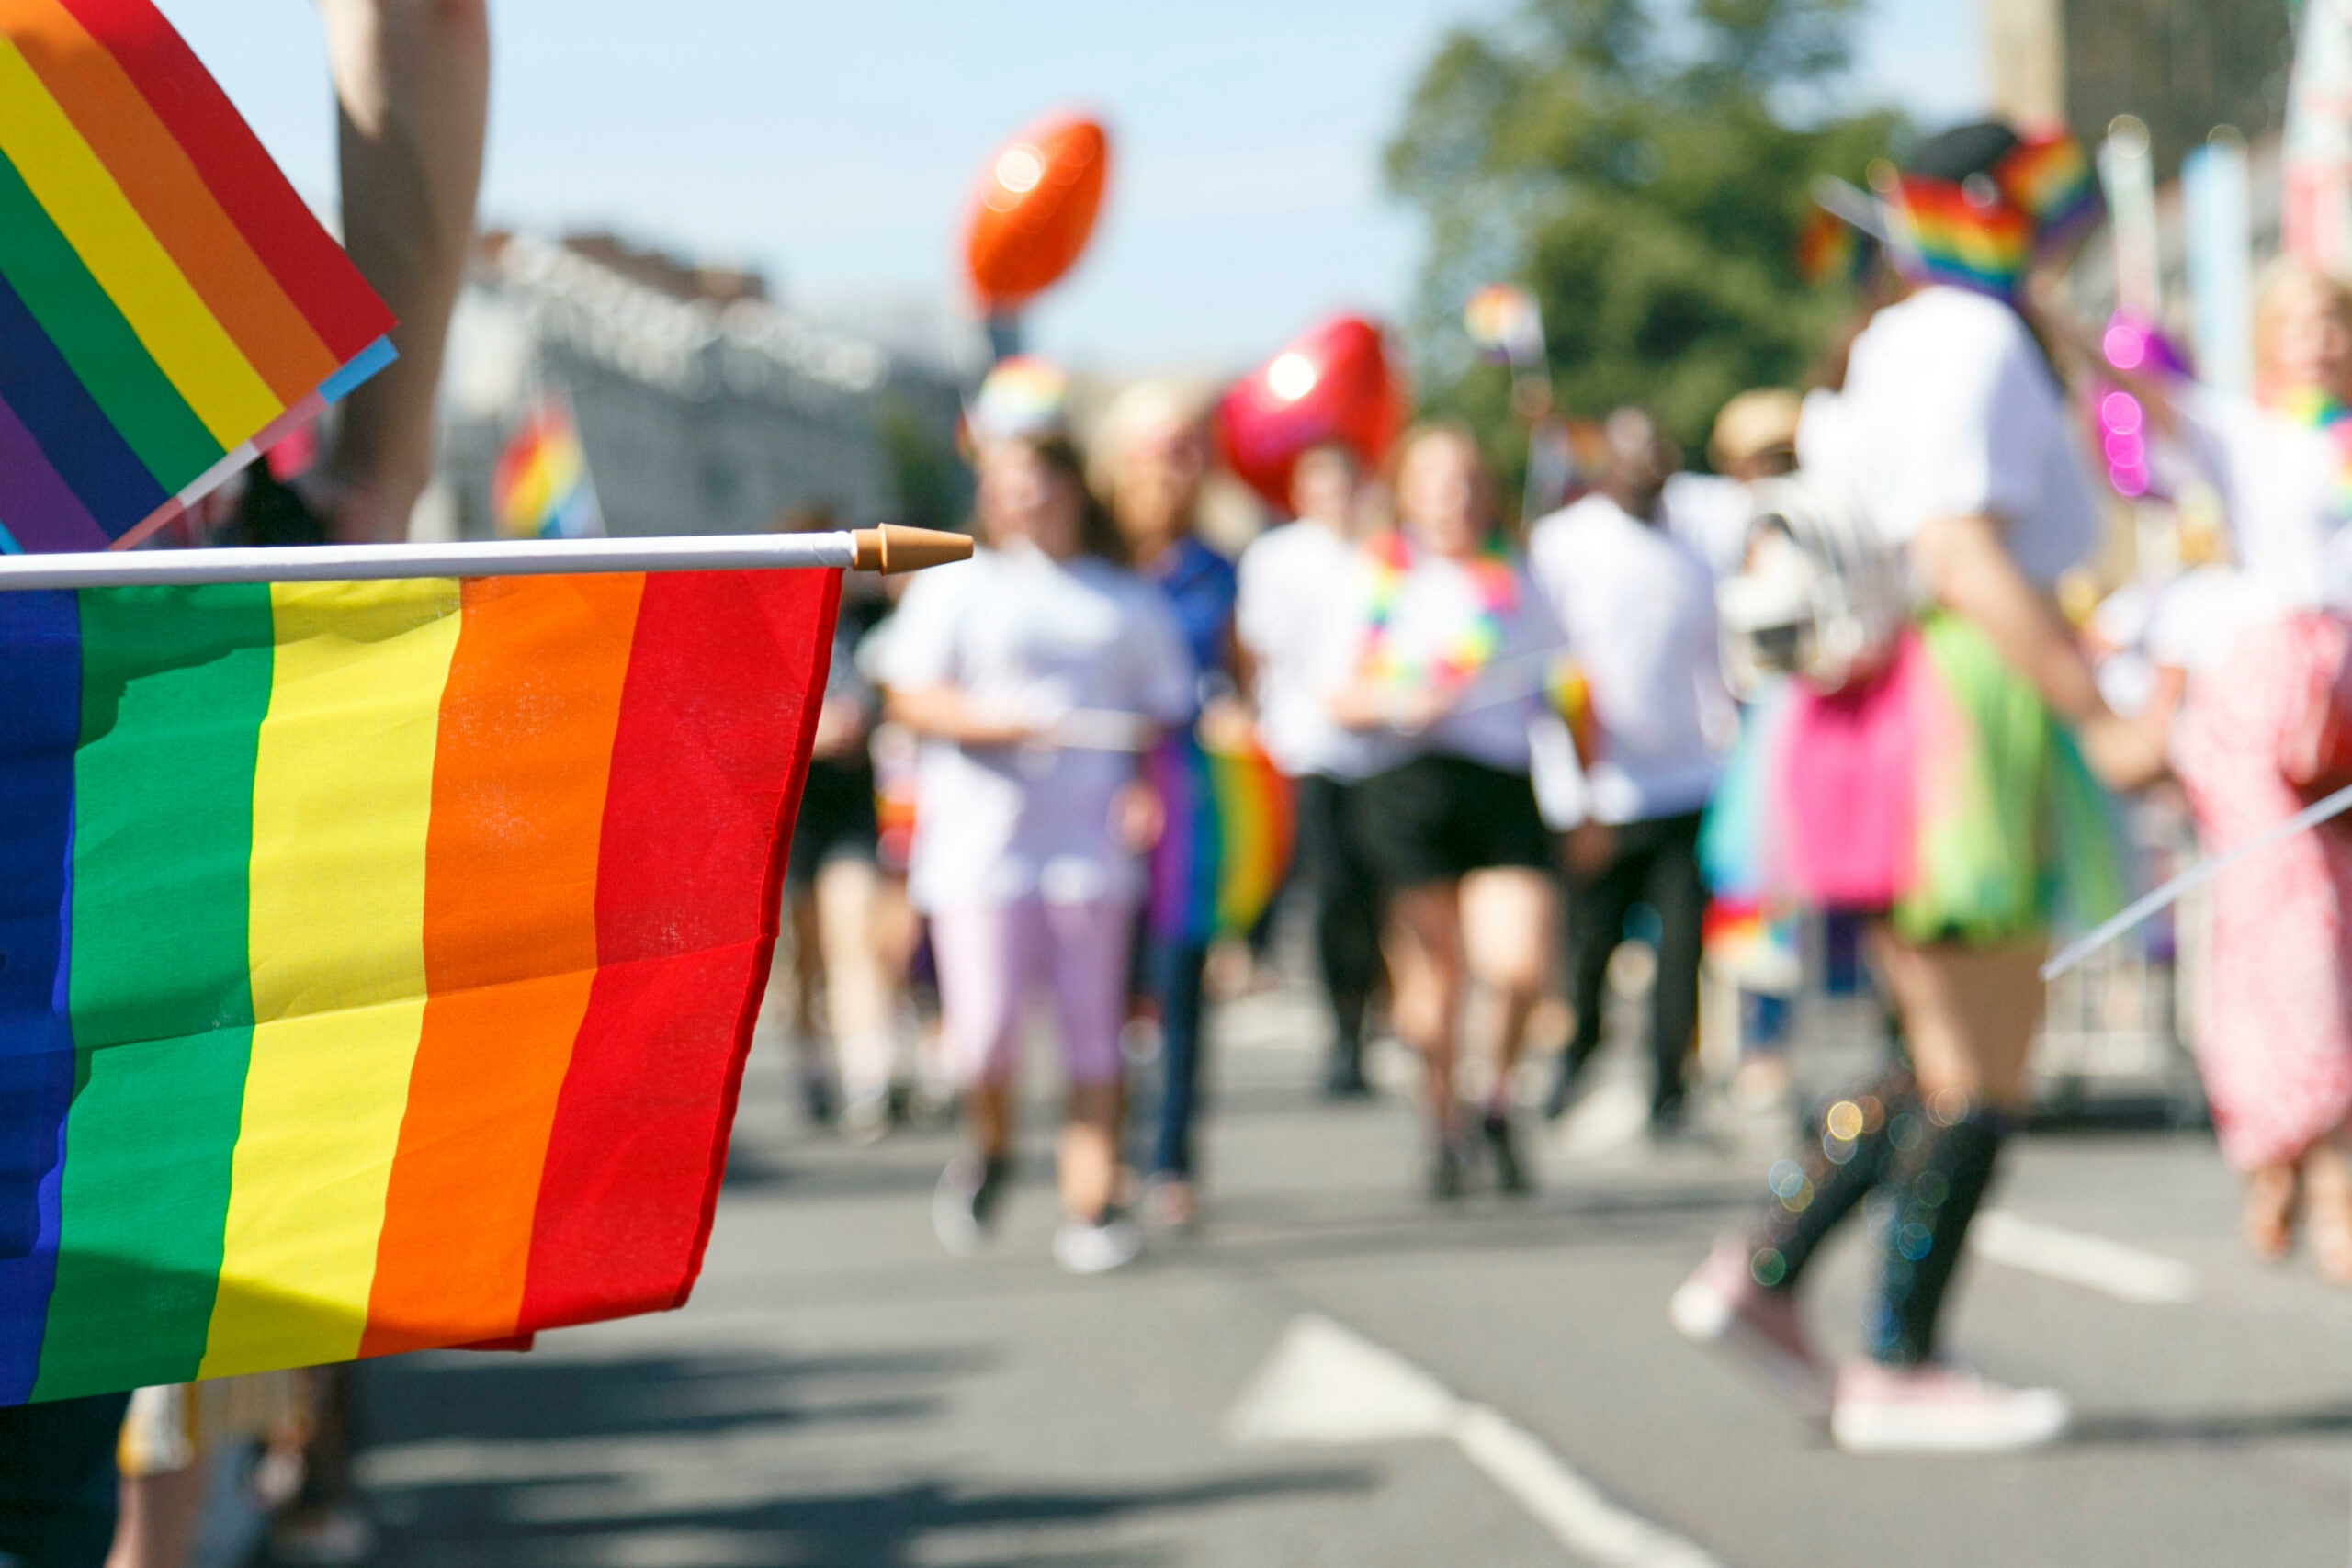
[1668,1237,1831,1412]
[1830,1359,2069,1454]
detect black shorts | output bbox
[1349,752,1553,891]
[786,758,879,890]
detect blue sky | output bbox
[157,1,1984,374]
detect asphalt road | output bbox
[348,974,2352,1567]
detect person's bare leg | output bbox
[313,0,490,541]
[1385,885,1464,1140]
[2301,1126,2352,1282]
[2243,1160,2299,1262]
[784,889,821,1038]
[1059,1083,1122,1221]
[966,1080,1013,1162]
[107,1467,207,1568]
[1461,869,1555,1101]
[815,860,898,1103]
[1868,936,2044,1111]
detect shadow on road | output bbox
[2064,1402,2352,1448]
[355,1342,1375,1567]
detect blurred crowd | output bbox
[773,117,2352,1461]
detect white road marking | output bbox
[1969,1211,2199,1304]
[1230,1314,1724,1567]
[1226,1314,1457,1444]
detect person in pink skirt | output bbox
[2151,261,2352,1277]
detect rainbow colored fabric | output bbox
[1795,208,1873,288]
[1886,176,2035,299]
[1701,615,2125,945]
[0,0,396,554]
[493,395,602,540]
[0,570,838,1404]
[2270,389,2352,520]
[1997,130,2101,248]
[1147,732,1296,945]
[1883,128,2101,301]
[1357,531,1518,691]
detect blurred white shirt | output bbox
[1236,517,1377,780]
[1842,285,2100,590]
[877,542,1196,911]
[1527,493,1732,828]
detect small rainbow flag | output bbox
[493,393,602,541]
[1545,655,1601,767]
[0,0,397,554]
[1464,283,1545,368]
[1147,730,1297,945]
[1795,208,1875,288]
[0,568,837,1403]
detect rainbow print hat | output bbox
[1883,122,2103,299]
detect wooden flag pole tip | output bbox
[853,525,974,574]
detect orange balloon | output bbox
[963,114,1111,310]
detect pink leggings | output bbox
[930,898,1134,1089]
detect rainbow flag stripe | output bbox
[0,0,395,554]
[1997,130,2100,245]
[1887,176,2034,298]
[1148,733,1297,945]
[0,569,836,1404]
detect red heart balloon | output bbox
[963,114,1111,310]
[1215,316,1405,509]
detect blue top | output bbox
[1140,535,1238,707]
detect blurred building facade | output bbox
[434,230,968,541]
[1984,0,2297,175]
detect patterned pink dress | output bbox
[2175,612,2352,1171]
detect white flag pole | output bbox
[0,525,971,592]
[2041,781,2352,980]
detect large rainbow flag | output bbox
[0,568,837,1404]
[0,0,396,554]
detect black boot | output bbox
[1483,1110,1531,1195]
[1744,1066,1917,1291]
[1866,1100,2009,1365]
[1323,1032,1372,1098]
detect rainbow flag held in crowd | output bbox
[0,0,397,554]
[493,393,603,541]
[1148,731,1297,946]
[0,568,839,1404]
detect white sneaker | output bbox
[933,1156,1008,1258]
[1830,1359,2069,1454]
[1052,1213,1143,1275]
[841,1090,891,1147]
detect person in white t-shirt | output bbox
[1669,121,2165,1455]
[1529,408,1734,1134]
[1236,442,1385,1096]
[1319,424,1563,1199]
[879,433,1195,1277]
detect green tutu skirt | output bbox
[1704,611,2129,947]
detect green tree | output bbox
[1385,0,1902,480]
